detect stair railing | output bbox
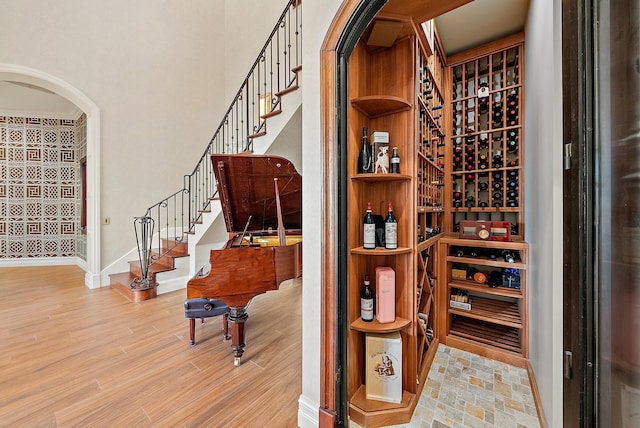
[131,0,301,288]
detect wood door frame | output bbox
[562,0,596,425]
[319,2,387,425]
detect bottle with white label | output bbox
[360,275,374,322]
[390,147,400,174]
[363,202,376,249]
[385,202,398,250]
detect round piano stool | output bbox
[184,298,230,345]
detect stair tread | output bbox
[292,65,302,73]
[248,131,267,139]
[128,260,175,273]
[275,85,299,97]
[153,248,189,259]
[109,272,158,288]
[260,108,282,119]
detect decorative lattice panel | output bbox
[0,114,86,259]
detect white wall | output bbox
[524,0,564,425]
[0,0,228,266]
[0,1,293,273]
[223,0,290,104]
[298,0,343,426]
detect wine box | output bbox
[450,300,472,311]
[370,131,389,143]
[373,141,390,174]
[375,267,396,323]
[365,332,403,404]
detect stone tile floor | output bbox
[352,344,540,428]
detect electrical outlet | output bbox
[103,217,110,225]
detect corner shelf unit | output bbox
[438,236,529,367]
[345,17,446,428]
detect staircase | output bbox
[108,0,302,302]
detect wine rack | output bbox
[446,37,525,238]
[438,237,529,365]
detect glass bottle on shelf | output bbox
[363,202,376,250]
[385,202,398,250]
[357,126,373,174]
[390,147,400,174]
[360,275,374,322]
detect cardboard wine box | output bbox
[365,332,402,403]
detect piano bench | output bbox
[184,298,230,345]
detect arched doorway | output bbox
[0,63,101,288]
[319,1,469,425]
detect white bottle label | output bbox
[391,158,400,164]
[363,224,376,249]
[361,298,374,321]
[385,223,398,249]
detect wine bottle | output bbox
[478,181,489,191]
[390,147,400,174]
[384,202,398,250]
[360,275,374,322]
[465,195,475,208]
[502,250,516,263]
[363,202,376,249]
[357,127,372,173]
[492,150,503,168]
[478,81,490,112]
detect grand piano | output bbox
[187,154,302,366]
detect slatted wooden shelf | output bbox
[447,294,522,328]
[446,255,526,269]
[448,279,523,298]
[449,315,522,354]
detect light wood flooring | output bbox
[0,266,301,427]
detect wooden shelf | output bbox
[448,295,522,328]
[446,255,526,269]
[449,315,522,354]
[417,234,441,252]
[448,279,523,298]
[349,384,415,419]
[350,246,412,255]
[417,206,445,213]
[350,316,411,333]
[351,95,411,119]
[350,173,412,182]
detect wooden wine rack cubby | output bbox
[445,34,525,238]
[438,237,529,366]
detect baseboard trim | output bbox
[298,394,320,428]
[0,257,81,267]
[527,361,549,428]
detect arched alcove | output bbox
[318,1,473,425]
[0,63,101,288]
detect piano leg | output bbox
[228,306,248,366]
[222,313,230,341]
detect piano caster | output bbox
[234,357,241,367]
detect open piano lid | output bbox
[211,154,302,233]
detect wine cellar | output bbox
[344,11,531,428]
